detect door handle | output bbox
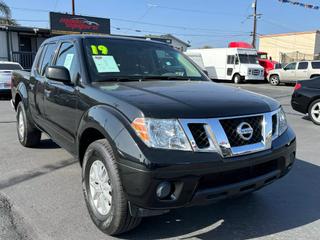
[29,83,35,91]
[44,89,51,97]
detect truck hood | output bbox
[242,64,264,70]
[94,81,280,120]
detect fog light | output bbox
[156,181,172,199]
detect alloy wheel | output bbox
[89,160,112,216]
[18,111,25,139]
[311,103,320,124]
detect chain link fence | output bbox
[280,51,320,64]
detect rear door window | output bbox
[298,62,308,70]
[311,61,320,69]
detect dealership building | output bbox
[259,30,320,63]
[0,12,190,69]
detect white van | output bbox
[186,48,264,83]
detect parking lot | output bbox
[0,82,320,240]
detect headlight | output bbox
[131,118,192,151]
[277,107,288,136]
[248,69,252,75]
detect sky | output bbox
[3,0,320,48]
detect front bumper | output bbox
[116,127,296,215]
[245,75,265,81]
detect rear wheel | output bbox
[308,99,320,125]
[232,74,242,84]
[269,75,280,86]
[16,102,41,147]
[82,139,141,236]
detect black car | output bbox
[11,35,296,236]
[291,78,320,125]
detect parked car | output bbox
[186,47,264,83]
[11,35,296,236]
[0,61,23,96]
[291,78,320,125]
[268,60,320,86]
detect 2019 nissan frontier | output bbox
[11,35,296,236]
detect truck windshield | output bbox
[84,38,205,82]
[258,53,268,59]
[238,54,259,64]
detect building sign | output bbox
[50,12,110,34]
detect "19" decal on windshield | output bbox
[91,45,108,55]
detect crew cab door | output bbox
[29,43,58,122]
[44,41,80,153]
[282,62,297,81]
[295,61,309,80]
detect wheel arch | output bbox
[268,73,280,82]
[77,105,132,166]
[14,82,28,110]
[307,97,320,114]
[310,74,320,79]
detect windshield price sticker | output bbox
[91,45,108,55]
[92,55,120,73]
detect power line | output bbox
[146,4,243,17]
[9,6,251,35]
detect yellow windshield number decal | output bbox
[91,45,108,55]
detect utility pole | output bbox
[252,0,258,48]
[72,0,75,15]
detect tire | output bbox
[269,75,280,86]
[232,74,242,84]
[308,99,320,125]
[82,139,141,236]
[16,102,41,147]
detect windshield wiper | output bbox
[100,75,194,82]
[141,76,192,81]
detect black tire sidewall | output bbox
[82,140,126,234]
[308,99,320,125]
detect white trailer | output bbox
[186,48,264,83]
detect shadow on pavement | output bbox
[38,139,61,149]
[122,159,320,240]
[0,158,76,191]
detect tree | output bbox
[0,1,17,25]
[202,45,213,49]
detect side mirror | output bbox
[46,66,71,83]
[203,69,209,76]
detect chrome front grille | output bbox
[252,69,260,76]
[220,116,263,147]
[188,124,210,149]
[180,111,277,158]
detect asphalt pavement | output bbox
[0,82,320,240]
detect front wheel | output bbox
[16,102,41,147]
[82,139,141,236]
[232,74,242,84]
[269,75,280,86]
[308,99,320,125]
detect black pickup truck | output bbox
[11,35,296,235]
